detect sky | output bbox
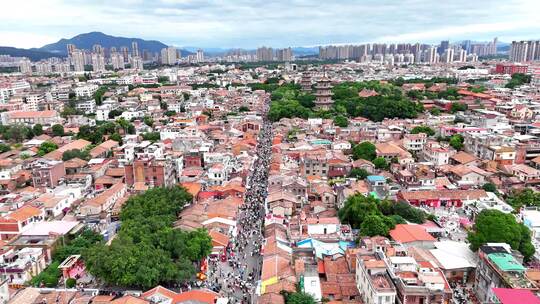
[1,0,540,49]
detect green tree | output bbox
[429,108,441,116]
[109,133,123,145]
[505,73,532,89]
[4,124,30,142]
[361,215,390,237]
[52,124,65,137]
[239,106,250,112]
[143,116,154,127]
[0,143,10,153]
[352,141,376,161]
[338,194,382,229]
[32,124,44,136]
[62,149,91,161]
[468,209,535,261]
[94,86,108,105]
[450,102,468,113]
[108,109,124,119]
[37,141,58,156]
[284,292,317,304]
[506,188,540,210]
[411,125,435,136]
[373,157,389,170]
[333,115,349,128]
[482,183,497,193]
[66,278,77,288]
[142,132,161,142]
[449,134,464,150]
[83,187,211,289]
[393,202,426,224]
[348,168,369,180]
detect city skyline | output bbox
[1,0,539,49]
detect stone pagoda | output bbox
[314,71,333,110]
[300,72,312,92]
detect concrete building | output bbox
[70,49,85,72]
[161,46,177,65]
[91,53,106,72]
[256,47,274,61]
[31,159,66,189]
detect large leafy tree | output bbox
[506,188,540,210]
[83,186,212,288]
[348,168,369,180]
[411,125,435,136]
[352,141,376,161]
[283,292,317,304]
[37,141,58,156]
[468,209,535,261]
[361,215,391,237]
[32,124,44,136]
[52,124,65,137]
[449,134,464,151]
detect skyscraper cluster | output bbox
[510,40,540,62]
[67,42,144,72]
[254,47,292,62]
[318,39,485,64]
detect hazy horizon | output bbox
[1,0,539,49]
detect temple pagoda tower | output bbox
[300,72,312,92]
[314,71,333,110]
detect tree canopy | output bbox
[52,124,65,137]
[449,134,464,151]
[37,141,58,156]
[336,194,422,237]
[505,73,532,89]
[83,186,212,288]
[468,209,535,261]
[506,188,540,210]
[411,125,435,136]
[352,141,376,161]
[62,149,91,161]
[268,80,423,122]
[348,168,369,180]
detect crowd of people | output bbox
[206,100,273,303]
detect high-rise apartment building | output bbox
[131,41,139,57]
[131,56,144,70]
[442,48,454,63]
[160,46,177,65]
[455,49,467,62]
[92,44,104,55]
[510,41,531,62]
[19,59,32,74]
[120,47,130,62]
[66,44,76,56]
[426,47,438,63]
[71,49,85,72]
[91,53,106,72]
[196,49,204,62]
[438,40,449,55]
[111,52,125,70]
[276,48,292,61]
[256,47,274,61]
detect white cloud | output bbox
[0,0,538,48]
[0,31,58,49]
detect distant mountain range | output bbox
[0,31,193,61]
[1,33,513,61]
[0,46,62,61]
[40,31,169,55]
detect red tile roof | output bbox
[173,289,218,304]
[389,224,436,243]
